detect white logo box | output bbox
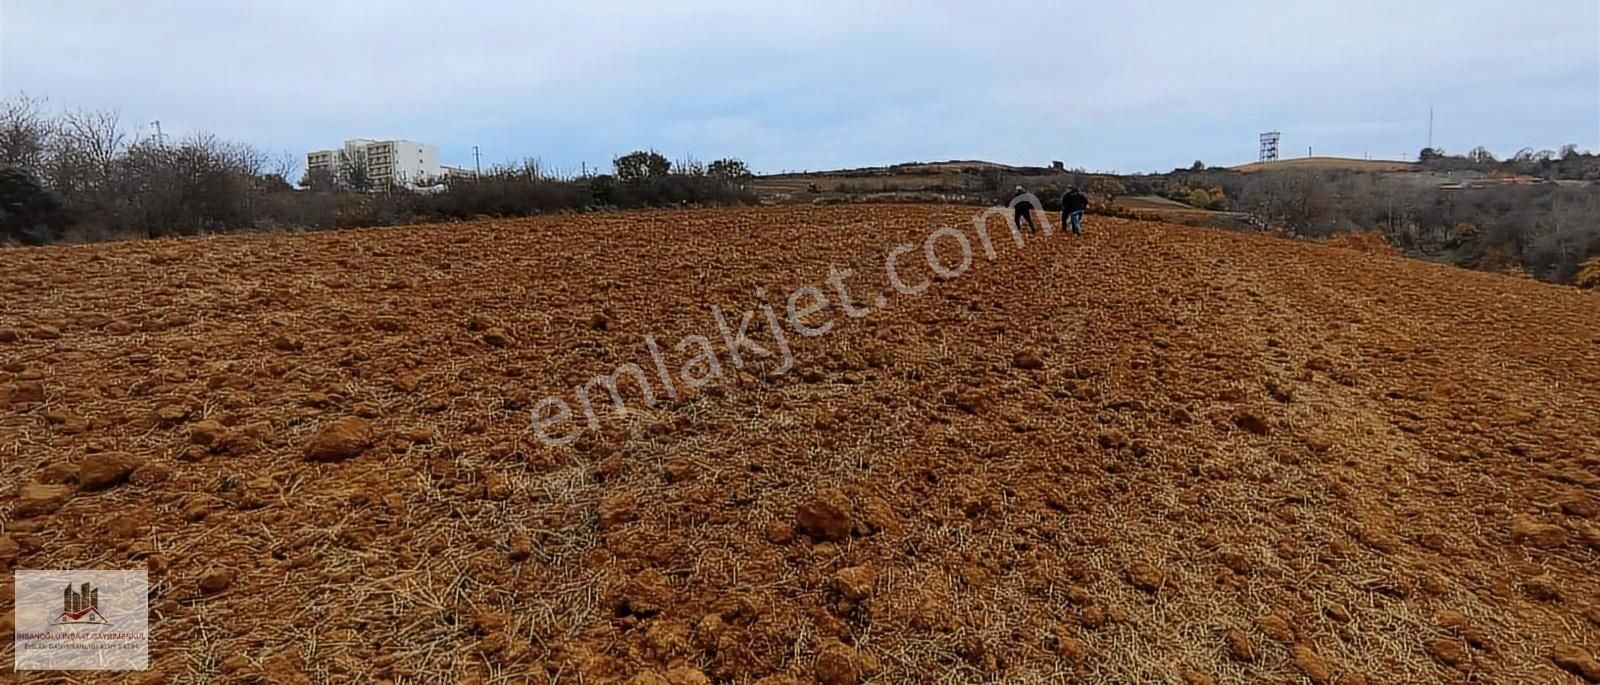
[13,570,150,671]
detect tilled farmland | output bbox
[2,204,1599,684]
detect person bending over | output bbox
[1011,185,1038,233]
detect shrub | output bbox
[614,150,671,185]
[707,158,751,181]
[0,165,63,244]
[1322,229,1398,256]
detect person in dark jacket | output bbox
[1061,187,1089,236]
[1011,185,1038,233]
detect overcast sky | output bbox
[2,0,1596,174]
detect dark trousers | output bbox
[1014,208,1037,232]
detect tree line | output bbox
[1145,161,1600,285]
[0,95,755,245]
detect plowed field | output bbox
[3,205,1599,683]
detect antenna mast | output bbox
[1428,106,1434,150]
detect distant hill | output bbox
[765,156,1425,179]
[763,159,1031,179]
[1230,157,1418,174]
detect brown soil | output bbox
[2,205,1598,683]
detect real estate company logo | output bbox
[53,581,112,626]
[13,570,149,671]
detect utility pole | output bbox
[472,145,482,177]
[150,120,165,147]
[1428,106,1434,151]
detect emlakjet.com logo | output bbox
[14,570,149,671]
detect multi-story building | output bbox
[305,149,337,176]
[306,138,442,188]
[441,165,478,181]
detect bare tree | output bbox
[48,108,127,194]
[336,149,372,191]
[0,94,55,172]
[1524,189,1600,280]
[517,157,543,180]
[64,109,126,169]
[261,150,298,189]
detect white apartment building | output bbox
[306,138,442,188]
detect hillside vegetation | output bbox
[1229,157,1417,174]
[755,152,1600,287]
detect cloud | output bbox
[2,0,1595,172]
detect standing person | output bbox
[1011,185,1038,233]
[1061,186,1089,236]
